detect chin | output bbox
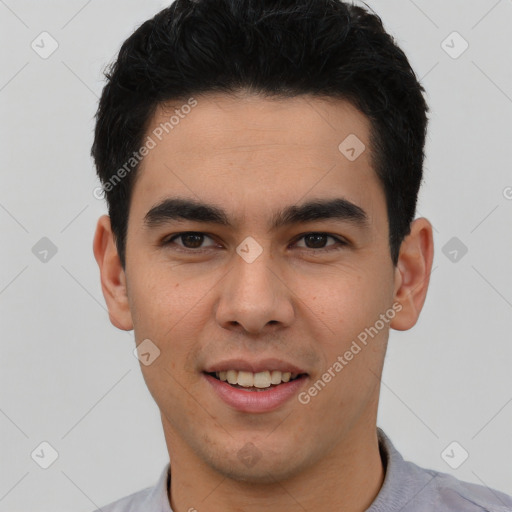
[212,462,299,485]
[202,446,308,485]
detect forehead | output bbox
[131,92,385,231]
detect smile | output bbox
[208,370,303,390]
[203,371,309,413]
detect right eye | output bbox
[162,232,220,252]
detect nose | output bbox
[215,245,295,335]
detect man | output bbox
[91,0,512,510]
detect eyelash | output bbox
[161,232,348,254]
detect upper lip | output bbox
[204,358,307,375]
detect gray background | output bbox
[1,0,511,510]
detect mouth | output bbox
[203,369,309,413]
[204,370,308,392]
[203,359,310,412]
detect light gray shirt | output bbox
[92,428,512,511]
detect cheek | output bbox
[300,270,391,372]
[127,268,211,373]
[128,263,197,327]
[300,271,376,332]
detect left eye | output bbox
[294,233,346,250]
[164,232,218,250]
[163,232,347,251]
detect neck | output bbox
[165,424,385,512]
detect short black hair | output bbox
[91,0,429,269]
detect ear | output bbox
[93,215,133,331]
[390,217,434,331]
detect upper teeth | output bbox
[216,370,299,388]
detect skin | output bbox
[94,91,434,512]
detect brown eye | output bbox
[304,233,329,249]
[179,233,205,248]
[294,232,347,251]
[164,232,217,250]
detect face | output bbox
[95,91,432,484]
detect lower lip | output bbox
[203,373,308,413]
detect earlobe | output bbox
[93,215,134,331]
[390,217,434,331]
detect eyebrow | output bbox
[143,196,370,231]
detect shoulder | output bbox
[394,456,512,512]
[90,486,153,512]
[89,463,171,512]
[374,429,512,512]
[427,468,512,512]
